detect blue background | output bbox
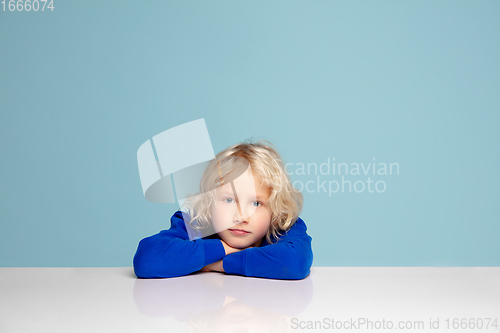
[1,1,499,267]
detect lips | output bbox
[229,229,250,235]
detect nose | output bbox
[233,213,248,224]
[233,202,250,224]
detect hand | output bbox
[201,242,254,273]
[220,239,247,255]
[201,260,224,273]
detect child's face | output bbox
[211,167,272,249]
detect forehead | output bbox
[216,175,271,198]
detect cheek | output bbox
[254,211,272,235]
[211,204,233,230]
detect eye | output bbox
[252,201,262,207]
[223,198,235,204]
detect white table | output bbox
[1,267,499,332]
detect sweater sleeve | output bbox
[222,217,313,280]
[133,211,226,278]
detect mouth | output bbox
[229,229,250,235]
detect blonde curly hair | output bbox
[183,139,303,245]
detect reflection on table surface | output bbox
[134,271,313,332]
[0,267,499,333]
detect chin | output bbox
[226,238,252,249]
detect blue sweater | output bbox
[133,211,313,280]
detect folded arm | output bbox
[133,211,226,278]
